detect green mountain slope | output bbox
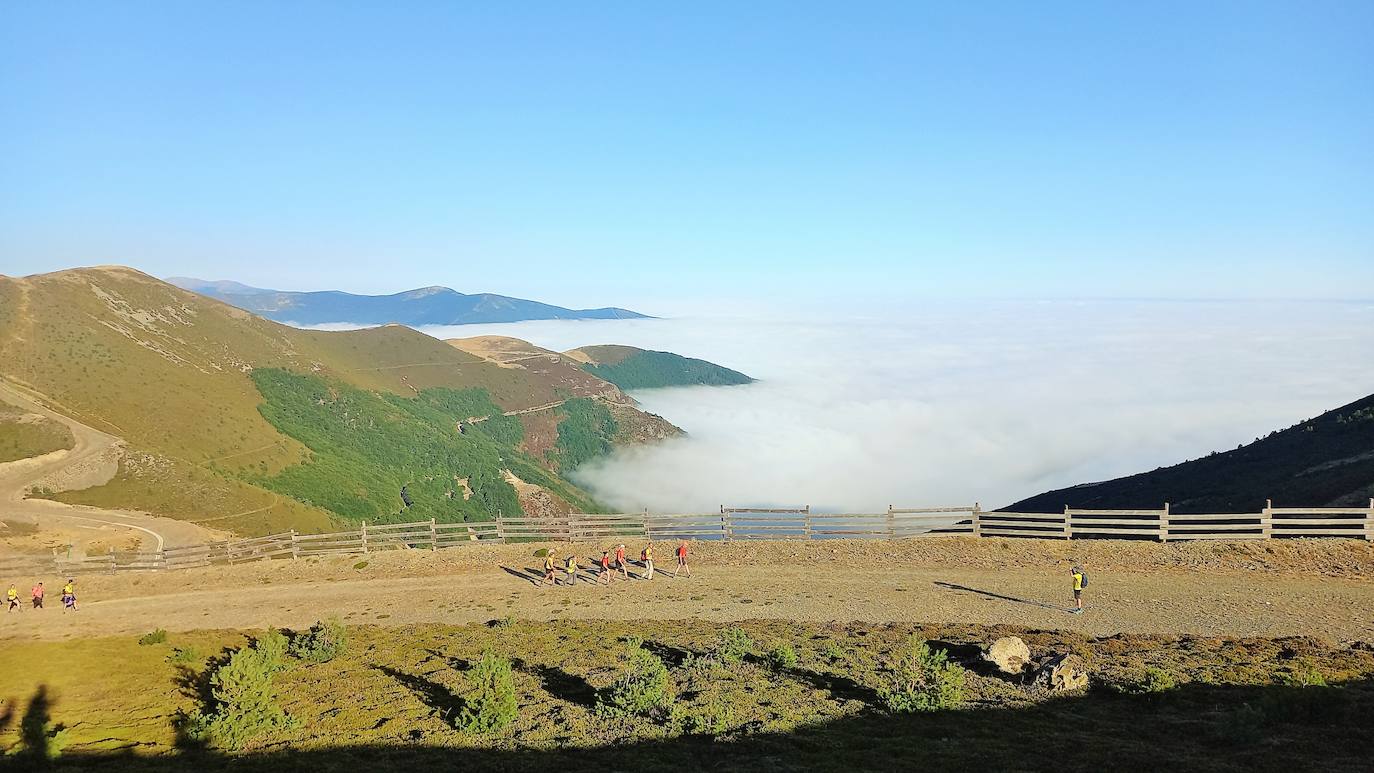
[565,345,754,390]
[1005,393,1374,513]
[0,267,668,533]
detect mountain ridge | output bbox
[168,276,651,326]
[1005,392,1374,513]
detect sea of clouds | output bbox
[412,300,1374,513]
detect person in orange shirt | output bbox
[599,550,613,585]
[672,540,692,578]
[614,544,629,580]
[31,582,44,610]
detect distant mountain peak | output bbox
[168,276,651,326]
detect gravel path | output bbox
[3,538,1371,642]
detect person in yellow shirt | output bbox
[640,543,655,580]
[62,579,78,612]
[542,549,558,587]
[1070,566,1086,614]
[5,584,19,613]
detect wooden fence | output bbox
[2,499,1370,577]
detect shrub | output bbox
[180,636,294,749]
[714,626,753,664]
[684,695,734,735]
[167,646,204,666]
[352,561,369,570]
[1110,666,1177,695]
[255,629,290,668]
[597,640,675,719]
[289,619,347,663]
[822,641,848,663]
[878,638,966,713]
[1275,658,1326,687]
[767,642,799,670]
[138,629,168,646]
[454,650,518,734]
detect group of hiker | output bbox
[541,540,692,586]
[6,578,78,613]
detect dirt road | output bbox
[4,539,1371,642]
[0,379,224,554]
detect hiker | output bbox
[31,582,44,610]
[599,550,612,585]
[614,543,629,580]
[640,542,655,580]
[564,553,578,586]
[672,540,691,578]
[1070,565,1086,614]
[5,584,19,613]
[542,550,558,586]
[62,579,77,612]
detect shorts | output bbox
[1073,590,1082,600]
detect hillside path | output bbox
[3,556,1370,642]
[0,379,225,554]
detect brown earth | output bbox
[3,537,1370,643]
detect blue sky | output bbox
[3,2,1371,308]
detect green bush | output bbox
[821,641,848,663]
[289,619,347,663]
[1275,658,1326,687]
[167,646,203,666]
[180,635,294,750]
[138,629,168,646]
[596,640,675,719]
[454,650,518,734]
[767,642,799,670]
[684,695,735,735]
[1110,666,1177,695]
[714,626,754,664]
[878,638,966,713]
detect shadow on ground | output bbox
[7,676,1370,772]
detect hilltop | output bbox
[1006,391,1374,513]
[565,344,754,390]
[169,277,650,326]
[0,268,675,535]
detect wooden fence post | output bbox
[1366,499,1373,542]
[1261,499,1273,539]
[1064,505,1073,540]
[361,521,369,554]
[430,518,438,551]
[886,506,895,539]
[495,517,506,544]
[107,546,116,574]
[972,502,982,537]
[1160,502,1170,542]
[290,530,299,560]
[720,506,730,543]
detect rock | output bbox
[983,637,1032,675]
[1032,653,1089,691]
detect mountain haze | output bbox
[168,277,650,326]
[1006,393,1374,513]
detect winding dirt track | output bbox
[3,541,1371,643]
[0,379,224,554]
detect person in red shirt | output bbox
[31,582,44,610]
[599,550,613,585]
[672,540,692,578]
[614,543,629,581]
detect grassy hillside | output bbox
[1006,392,1374,513]
[0,401,74,463]
[0,268,664,532]
[249,369,600,522]
[566,344,754,390]
[2,620,1371,770]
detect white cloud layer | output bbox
[417,301,1374,513]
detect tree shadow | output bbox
[932,582,1065,611]
[523,665,598,708]
[373,666,462,721]
[640,640,693,668]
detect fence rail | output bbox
[2,499,1370,577]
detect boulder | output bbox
[1032,653,1089,691]
[983,637,1032,675]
